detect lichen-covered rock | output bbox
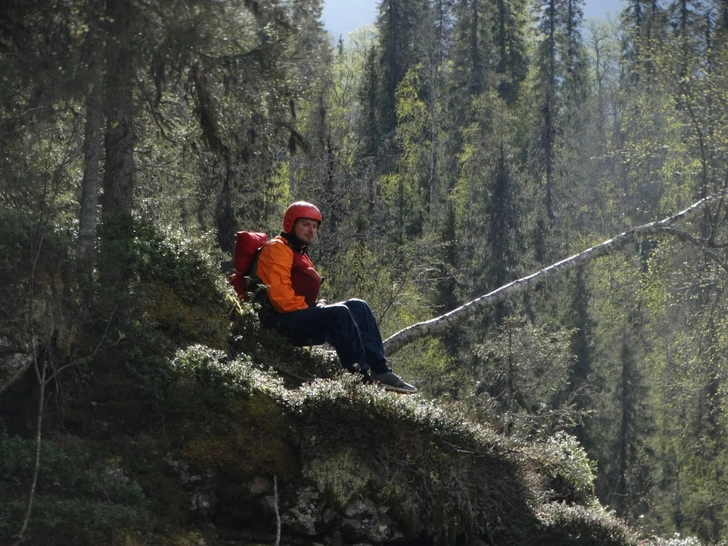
[340,499,403,543]
[281,485,325,535]
[0,340,32,394]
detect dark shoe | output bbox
[371,370,417,394]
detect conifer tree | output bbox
[374,0,431,152]
[562,266,596,448]
[492,0,528,104]
[98,0,138,287]
[526,0,588,232]
[76,0,104,290]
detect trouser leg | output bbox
[260,305,368,371]
[341,299,389,374]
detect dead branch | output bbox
[383,191,728,356]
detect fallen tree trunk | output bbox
[384,191,728,356]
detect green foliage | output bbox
[315,237,435,341]
[0,431,151,540]
[536,502,637,546]
[0,106,82,225]
[469,317,577,436]
[163,344,283,417]
[303,448,372,506]
[530,431,597,505]
[0,207,76,316]
[0,206,74,272]
[112,220,231,348]
[130,221,224,305]
[0,206,78,359]
[0,499,148,545]
[390,336,457,400]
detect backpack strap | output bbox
[247,237,296,313]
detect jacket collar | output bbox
[281,232,308,253]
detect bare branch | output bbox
[273,474,281,546]
[657,227,728,274]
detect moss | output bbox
[140,281,229,350]
[304,448,372,506]
[161,345,283,417]
[179,395,297,482]
[285,376,539,544]
[142,346,300,483]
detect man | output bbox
[254,201,417,393]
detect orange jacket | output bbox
[255,235,321,313]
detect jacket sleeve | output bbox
[256,241,309,313]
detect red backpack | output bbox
[228,231,268,300]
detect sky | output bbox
[322,0,624,42]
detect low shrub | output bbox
[536,502,638,546]
[529,430,597,504]
[0,431,151,543]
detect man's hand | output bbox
[316,299,327,308]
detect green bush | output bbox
[529,431,597,504]
[162,344,283,418]
[0,207,76,341]
[1,498,149,544]
[129,221,224,306]
[0,207,74,275]
[535,502,637,546]
[0,431,151,541]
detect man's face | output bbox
[293,218,320,245]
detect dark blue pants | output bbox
[260,299,388,373]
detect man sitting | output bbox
[254,201,416,393]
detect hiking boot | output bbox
[371,370,417,394]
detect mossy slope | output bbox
[0,217,643,545]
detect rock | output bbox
[191,491,219,521]
[280,486,323,536]
[340,498,403,543]
[277,484,403,543]
[248,476,272,495]
[0,347,32,394]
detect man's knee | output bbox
[321,303,355,323]
[343,298,371,314]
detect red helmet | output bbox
[283,201,323,233]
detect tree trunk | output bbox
[383,191,728,355]
[99,0,137,287]
[76,3,104,289]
